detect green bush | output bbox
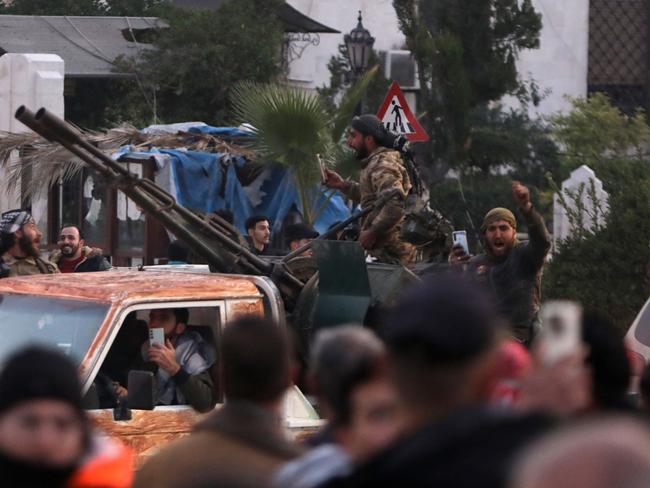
[543,159,650,332]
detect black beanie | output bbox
[351,114,387,142]
[382,273,503,364]
[0,346,84,415]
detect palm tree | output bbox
[230,66,378,226]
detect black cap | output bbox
[285,223,319,246]
[0,346,84,416]
[382,273,503,364]
[351,114,387,140]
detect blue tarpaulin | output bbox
[114,133,352,235]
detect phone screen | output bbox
[452,230,469,254]
[538,301,582,364]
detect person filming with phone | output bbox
[449,181,552,346]
[137,308,216,412]
[322,114,414,265]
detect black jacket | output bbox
[321,406,555,488]
[49,246,111,272]
[468,208,551,344]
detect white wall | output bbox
[288,0,590,119]
[502,0,590,117]
[0,53,65,240]
[286,0,406,90]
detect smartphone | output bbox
[317,153,326,184]
[452,230,469,255]
[149,327,165,347]
[538,301,582,364]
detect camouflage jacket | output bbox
[341,147,412,235]
[0,252,59,277]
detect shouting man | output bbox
[450,181,552,346]
[0,209,58,278]
[323,114,414,265]
[49,224,111,273]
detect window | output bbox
[90,304,223,410]
[0,294,108,367]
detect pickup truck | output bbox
[0,270,322,463]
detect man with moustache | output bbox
[323,114,414,265]
[449,182,552,346]
[49,224,111,273]
[0,209,58,277]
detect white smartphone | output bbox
[538,301,582,364]
[149,327,165,347]
[317,153,326,184]
[452,230,469,255]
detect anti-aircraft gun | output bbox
[15,106,417,356]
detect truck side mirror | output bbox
[126,370,156,410]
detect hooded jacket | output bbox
[49,246,111,273]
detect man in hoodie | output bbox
[50,224,111,273]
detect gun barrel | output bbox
[14,106,306,305]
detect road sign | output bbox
[376,81,429,142]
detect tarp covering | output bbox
[114,142,352,235]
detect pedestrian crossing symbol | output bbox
[376,81,429,142]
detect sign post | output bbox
[376,81,429,142]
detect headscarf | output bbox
[481,207,516,233]
[0,209,32,235]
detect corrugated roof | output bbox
[172,0,340,33]
[0,15,164,78]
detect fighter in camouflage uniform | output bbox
[324,114,415,265]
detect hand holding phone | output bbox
[452,230,469,255]
[538,301,582,365]
[149,327,165,348]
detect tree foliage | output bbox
[0,0,165,15]
[317,45,390,119]
[544,160,650,332]
[549,92,650,175]
[393,0,542,169]
[111,1,285,126]
[544,95,650,332]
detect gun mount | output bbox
[14,107,409,318]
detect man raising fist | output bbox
[449,181,552,346]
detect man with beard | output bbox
[137,308,216,412]
[49,224,111,273]
[449,181,551,346]
[0,346,134,488]
[0,209,58,277]
[323,114,414,265]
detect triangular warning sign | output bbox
[376,81,429,142]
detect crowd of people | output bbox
[1,273,650,487]
[0,113,648,487]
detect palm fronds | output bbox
[0,123,253,200]
[231,82,335,224]
[330,64,380,142]
[231,82,332,183]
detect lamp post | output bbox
[345,11,375,114]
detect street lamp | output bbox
[344,11,375,78]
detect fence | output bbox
[588,0,650,115]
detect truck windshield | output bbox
[0,294,109,367]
